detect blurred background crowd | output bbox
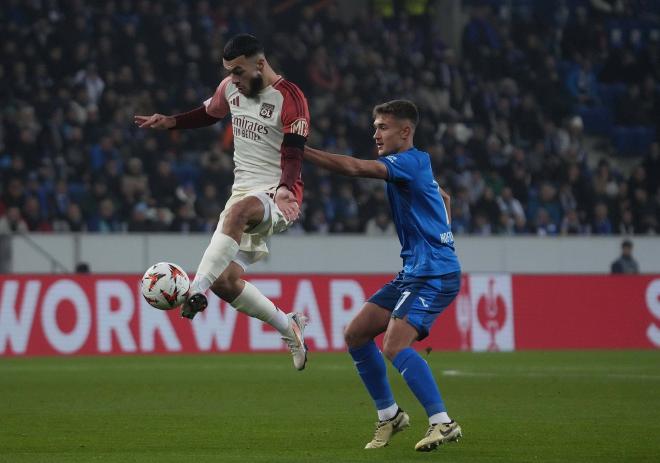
[1,0,659,236]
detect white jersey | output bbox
[203,76,309,203]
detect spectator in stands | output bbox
[195,184,223,229]
[89,135,119,172]
[631,188,656,233]
[534,208,559,236]
[497,186,526,232]
[0,207,28,233]
[308,46,341,94]
[23,197,52,232]
[0,1,657,237]
[618,208,635,235]
[170,202,203,233]
[88,198,122,232]
[610,239,639,274]
[121,157,149,205]
[74,63,105,105]
[65,203,86,232]
[304,209,330,234]
[473,186,502,231]
[640,75,657,125]
[513,93,544,147]
[558,182,578,215]
[472,212,493,235]
[616,84,645,125]
[127,202,152,232]
[48,179,71,221]
[450,187,471,234]
[2,178,26,210]
[560,208,585,235]
[532,182,562,227]
[150,160,179,209]
[365,209,396,236]
[566,58,599,106]
[643,143,660,195]
[592,202,613,234]
[462,6,500,74]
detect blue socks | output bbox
[392,347,446,416]
[349,340,395,410]
[349,343,447,419]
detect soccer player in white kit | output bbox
[135,34,309,370]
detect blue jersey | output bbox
[378,147,461,277]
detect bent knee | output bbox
[210,274,242,301]
[344,326,370,349]
[224,198,263,231]
[381,340,406,362]
[223,204,251,230]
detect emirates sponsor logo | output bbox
[232,115,269,141]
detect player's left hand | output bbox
[274,187,300,222]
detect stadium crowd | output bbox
[0,0,659,236]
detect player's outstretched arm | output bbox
[304,146,388,179]
[134,113,176,129]
[135,107,221,130]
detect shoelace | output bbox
[282,315,306,352]
[282,336,301,351]
[424,424,437,437]
[371,421,390,441]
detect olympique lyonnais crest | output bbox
[259,103,275,119]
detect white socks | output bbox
[378,403,400,422]
[191,232,291,336]
[378,406,451,424]
[191,233,239,294]
[230,281,290,335]
[429,412,452,425]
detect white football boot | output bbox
[282,312,308,370]
[414,420,462,451]
[365,409,410,449]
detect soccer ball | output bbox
[140,262,190,310]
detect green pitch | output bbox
[1,351,659,462]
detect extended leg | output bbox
[210,262,308,370]
[345,303,409,448]
[188,196,264,297]
[382,318,461,451]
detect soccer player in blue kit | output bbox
[304,100,462,452]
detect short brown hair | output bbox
[372,99,419,127]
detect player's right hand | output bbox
[275,186,300,222]
[134,113,176,130]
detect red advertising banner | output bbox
[0,274,658,356]
[513,275,660,349]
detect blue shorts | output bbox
[368,271,461,340]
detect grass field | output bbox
[1,351,659,462]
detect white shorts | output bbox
[215,190,292,270]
